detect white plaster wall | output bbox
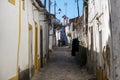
[65,26,71,43]
[69,23,74,40]
[0,1,19,79]
[0,0,45,79]
[33,5,41,60]
[88,0,110,61]
[70,23,73,32]
[88,0,112,79]
[56,30,60,45]
[39,12,47,57]
[72,29,78,39]
[49,27,53,50]
[27,0,35,66]
[19,0,29,71]
[55,30,58,44]
[19,0,41,71]
[110,0,120,80]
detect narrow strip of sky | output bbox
[41,0,83,19]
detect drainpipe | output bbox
[17,0,22,79]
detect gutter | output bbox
[16,0,22,79]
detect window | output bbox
[22,0,25,10]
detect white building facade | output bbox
[0,0,49,80]
[86,0,120,80]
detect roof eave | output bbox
[36,0,45,8]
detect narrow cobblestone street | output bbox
[32,47,94,80]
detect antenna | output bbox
[54,0,56,16]
[64,2,67,16]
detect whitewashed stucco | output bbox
[110,0,120,80]
[0,1,19,79]
[88,0,111,79]
[0,0,46,79]
[49,27,53,50]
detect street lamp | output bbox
[58,8,62,14]
[55,8,62,16]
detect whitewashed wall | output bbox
[65,26,71,43]
[49,27,53,50]
[19,0,29,72]
[0,1,19,79]
[56,30,61,46]
[88,0,111,79]
[39,12,47,58]
[33,5,41,63]
[0,0,44,79]
[110,0,120,80]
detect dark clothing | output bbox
[71,38,79,56]
[60,27,68,45]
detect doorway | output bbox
[40,25,43,67]
[34,23,40,73]
[28,24,34,78]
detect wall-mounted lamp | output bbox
[58,8,62,14]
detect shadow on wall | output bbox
[76,44,87,67]
[71,35,112,80]
[71,38,87,67]
[71,38,79,56]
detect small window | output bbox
[22,0,25,10]
[8,0,15,5]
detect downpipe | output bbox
[16,0,22,79]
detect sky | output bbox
[41,0,83,20]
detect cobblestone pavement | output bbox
[32,47,95,80]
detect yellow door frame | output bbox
[9,0,22,80]
[8,0,15,5]
[40,25,43,67]
[28,23,33,78]
[34,22,40,73]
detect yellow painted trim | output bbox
[28,23,33,78]
[8,0,15,5]
[37,58,40,71]
[34,22,39,73]
[9,75,18,80]
[97,67,104,80]
[16,0,22,80]
[29,24,32,30]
